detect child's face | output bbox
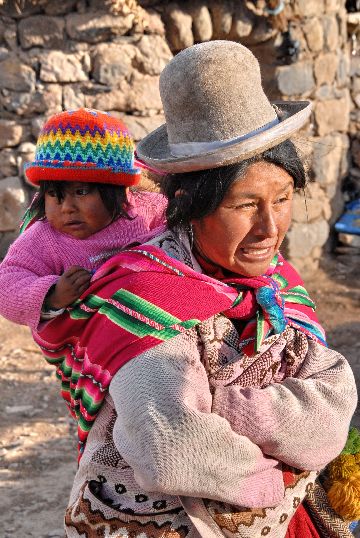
[45,182,113,239]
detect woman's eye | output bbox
[47,190,56,197]
[275,196,289,204]
[235,202,255,209]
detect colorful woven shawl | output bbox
[33,245,325,459]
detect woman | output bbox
[34,41,357,537]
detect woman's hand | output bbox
[45,266,92,310]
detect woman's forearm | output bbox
[213,340,358,470]
[109,333,285,508]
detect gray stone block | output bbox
[314,95,350,136]
[0,177,26,232]
[0,56,35,92]
[189,4,213,42]
[276,62,315,96]
[163,3,194,51]
[18,16,65,49]
[39,50,89,83]
[0,149,18,178]
[65,12,134,43]
[286,219,329,258]
[0,120,23,149]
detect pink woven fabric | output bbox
[0,191,166,329]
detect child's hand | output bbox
[45,266,92,310]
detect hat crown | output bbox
[160,41,277,146]
[35,108,135,172]
[136,40,311,173]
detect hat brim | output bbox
[136,101,311,173]
[24,163,141,187]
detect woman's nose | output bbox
[253,208,278,238]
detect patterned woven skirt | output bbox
[64,479,354,538]
[64,481,194,538]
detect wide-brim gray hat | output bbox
[136,40,311,173]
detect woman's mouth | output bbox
[239,246,275,258]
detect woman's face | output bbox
[192,161,294,277]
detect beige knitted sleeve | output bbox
[109,330,285,509]
[212,340,358,471]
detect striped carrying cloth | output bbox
[33,245,325,459]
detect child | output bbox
[0,108,167,330]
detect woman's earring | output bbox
[188,223,194,250]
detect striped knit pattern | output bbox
[25,108,141,186]
[305,481,355,537]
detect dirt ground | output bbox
[0,253,359,538]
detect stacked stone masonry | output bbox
[0,0,352,276]
[346,11,360,203]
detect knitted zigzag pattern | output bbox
[25,108,141,186]
[36,109,135,172]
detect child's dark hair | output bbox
[30,181,132,221]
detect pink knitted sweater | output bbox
[0,190,166,330]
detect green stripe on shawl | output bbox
[56,364,104,418]
[43,354,66,365]
[69,295,105,319]
[271,274,316,309]
[57,361,80,389]
[71,290,201,339]
[115,289,201,330]
[98,301,199,340]
[231,291,244,308]
[77,415,94,433]
[272,273,288,289]
[19,207,38,235]
[73,391,103,418]
[282,286,316,309]
[256,310,266,352]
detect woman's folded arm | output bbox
[212,338,358,470]
[109,330,285,508]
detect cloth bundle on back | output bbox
[30,42,358,538]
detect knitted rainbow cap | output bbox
[25,108,141,187]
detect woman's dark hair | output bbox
[162,139,306,229]
[30,181,131,221]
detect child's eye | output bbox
[75,188,90,196]
[47,190,57,197]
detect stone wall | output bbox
[0,0,351,276]
[346,11,360,201]
[0,0,172,255]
